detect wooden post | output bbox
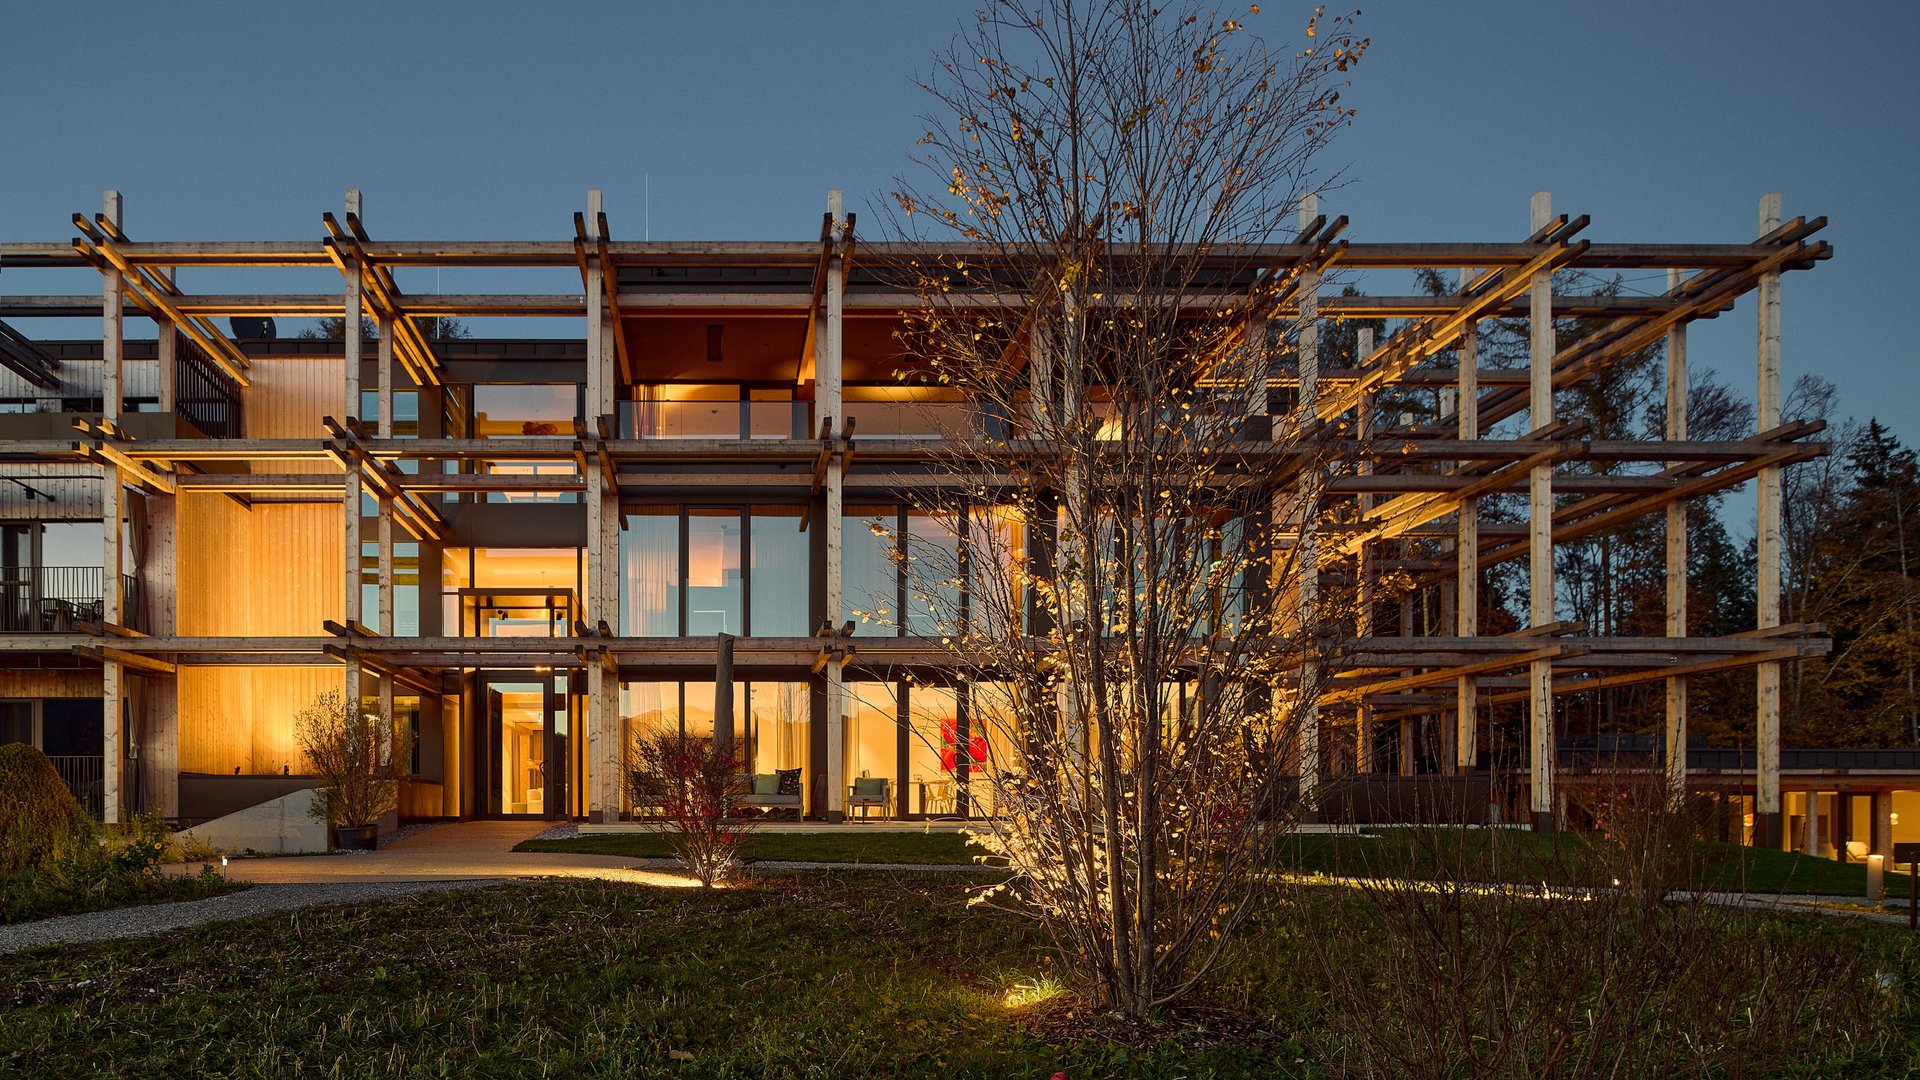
[1802,790,1822,856]
[1755,192,1785,849]
[581,188,623,822]
[823,189,847,821]
[1456,294,1479,773]
[1872,790,1895,859]
[343,190,363,704]
[102,191,124,425]
[1354,323,1375,775]
[143,489,178,818]
[100,191,126,823]
[1665,267,1690,801]
[1528,190,1557,832]
[155,317,177,416]
[376,313,395,439]
[1295,194,1322,806]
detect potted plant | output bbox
[294,690,413,851]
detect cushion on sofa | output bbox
[776,768,802,796]
[851,776,888,800]
[751,773,780,796]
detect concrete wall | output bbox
[174,785,330,855]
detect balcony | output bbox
[0,567,144,633]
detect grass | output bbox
[518,829,986,865]
[526,826,1909,898]
[2,864,245,926]
[1280,828,1914,897]
[1,874,1912,1078]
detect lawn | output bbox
[1280,827,1914,897]
[1,874,1912,1078]
[517,829,985,865]
[525,826,1909,898]
[1,864,244,926]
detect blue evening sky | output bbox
[3,1,1914,503]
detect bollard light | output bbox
[1867,853,1885,905]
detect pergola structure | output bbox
[0,188,1831,845]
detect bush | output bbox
[627,732,755,887]
[1,812,239,925]
[294,690,413,827]
[0,742,94,875]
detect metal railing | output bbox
[0,567,143,633]
[50,755,104,819]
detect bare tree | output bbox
[880,0,1368,1016]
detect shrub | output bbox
[0,742,94,875]
[294,690,413,827]
[626,732,754,887]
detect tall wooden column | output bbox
[375,313,396,727]
[822,189,848,821]
[1354,325,1375,774]
[1755,193,1785,848]
[1455,306,1480,772]
[1527,191,1557,832]
[1664,268,1690,800]
[583,189,623,822]
[100,186,126,822]
[342,190,364,706]
[1294,195,1321,804]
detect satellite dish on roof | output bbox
[229,317,277,340]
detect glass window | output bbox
[621,680,680,747]
[749,388,804,440]
[628,385,741,440]
[749,506,810,636]
[745,681,809,785]
[619,508,679,635]
[686,510,743,636]
[39,522,102,570]
[444,547,580,637]
[681,681,748,753]
[904,509,960,637]
[906,685,958,817]
[473,385,577,438]
[358,541,421,636]
[844,682,899,802]
[843,505,898,637]
[359,390,420,437]
[968,507,1026,637]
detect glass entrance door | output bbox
[482,673,576,818]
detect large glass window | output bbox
[359,541,421,636]
[442,547,581,637]
[686,510,743,636]
[904,509,961,637]
[906,685,959,817]
[750,506,810,636]
[618,508,680,635]
[844,682,899,801]
[626,385,741,440]
[843,505,898,637]
[968,507,1027,637]
[473,385,578,438]
[622,680,811,811]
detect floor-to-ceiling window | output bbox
[441,547,583,637]
[620,506,810,637]
[620,679,811,809]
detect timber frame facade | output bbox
[0,187,1846,846]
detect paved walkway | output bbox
[199,820,707,886]
[0,880,496,956]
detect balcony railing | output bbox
[50,755,104,819]
[0,567,143,633]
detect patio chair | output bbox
[847,776,893,822]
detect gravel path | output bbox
[0,879,501,956]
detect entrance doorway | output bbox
[480,672,581,819]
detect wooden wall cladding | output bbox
[177,665,338,775]
[178,497,343,636]
[245,357,342,474]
